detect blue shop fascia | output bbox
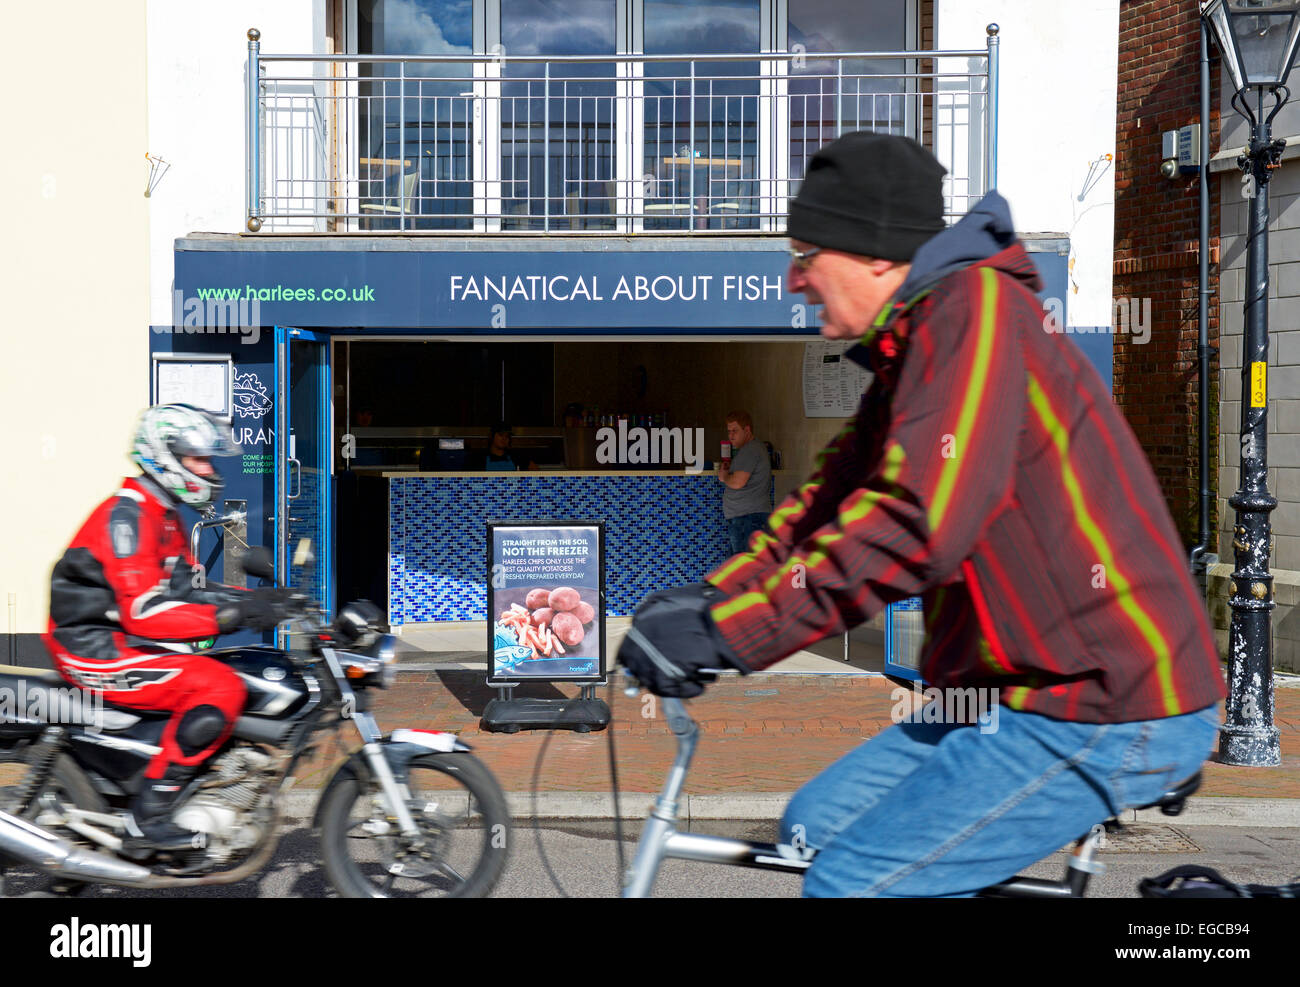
[157,234,1076,635]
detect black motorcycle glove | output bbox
[616,583,747,698]
[216,588,296,633]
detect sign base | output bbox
[480,696,611,734]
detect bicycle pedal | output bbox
[773,842,815,862]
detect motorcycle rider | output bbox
[44,404,291,853]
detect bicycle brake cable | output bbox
[529,699,573,898]
[608,676,626,893]
[527,679,627,898]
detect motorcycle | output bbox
[0,547,510,898]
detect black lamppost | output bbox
[1202,0,1300,766]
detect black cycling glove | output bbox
[217,587,296,633]
[617,583,746,698]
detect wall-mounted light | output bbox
[1160,125,1201,180]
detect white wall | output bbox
[147,0,318,325]
[937,2,1119,329]
[1,1,150,641]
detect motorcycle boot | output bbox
[123,765,204,856]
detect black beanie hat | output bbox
[788,132,948,261]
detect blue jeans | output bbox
[779,701,1220,897]
[726,513,768,555]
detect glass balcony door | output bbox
[358,0,477,229]
[642,0,760,230]
[499,0,618,230]
[786,0,913,201]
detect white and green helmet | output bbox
[131,404,240,507]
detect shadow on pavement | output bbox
[434,670,568,717]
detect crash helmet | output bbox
[131,404,240,507]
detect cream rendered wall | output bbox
[936,2,1120,330]
[1,2,150,643]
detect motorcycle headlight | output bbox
[336,601,384,649]
[338,634,397,689]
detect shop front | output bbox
[158,234,1073,651]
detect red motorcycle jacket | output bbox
[44,475,242,669]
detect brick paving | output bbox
[288,672,1300,803]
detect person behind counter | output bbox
[470,421,537,471]
[719,410,772,553]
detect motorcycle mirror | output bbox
[243,547,276,583]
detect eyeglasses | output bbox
[789,245,823,271]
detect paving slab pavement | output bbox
[286,669,1300,827]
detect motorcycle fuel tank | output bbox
[206,646,313,720]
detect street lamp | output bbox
[1202,0,1299,766]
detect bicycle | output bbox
[618,676,1201,898]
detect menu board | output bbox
[152,355,233,420]
[802,341,871,418]
[487,521,605,682]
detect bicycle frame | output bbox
[622,697,813,897]
[621,694,1109,898]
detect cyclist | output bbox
[44,404,290,853]
[618,132,1226,897]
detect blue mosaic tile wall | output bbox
[389,475,737,623]
[290,467,324,600]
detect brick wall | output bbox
[1113,0,1220,549]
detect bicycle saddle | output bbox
[1134,771,1201,816]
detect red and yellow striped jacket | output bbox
[706,242,1225,723]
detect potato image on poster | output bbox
[550,610,584,647]
[548,586,580,612]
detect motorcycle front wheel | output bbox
[318,752,510,898]
[0,745,105,897]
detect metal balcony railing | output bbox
[244,25,1000,234]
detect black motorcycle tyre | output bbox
[318,751,509,899]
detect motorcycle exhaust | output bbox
[0,806,153,886]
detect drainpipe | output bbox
[1189,18,1214,583]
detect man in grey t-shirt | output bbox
[720,410,773,554]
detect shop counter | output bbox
[385,470,778,625]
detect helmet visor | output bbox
[171,415,241,458]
